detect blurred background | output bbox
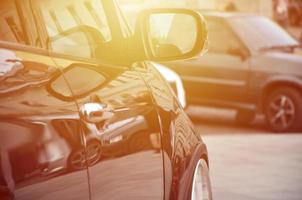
[119,0,301,40]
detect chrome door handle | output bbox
[80,103,113,123]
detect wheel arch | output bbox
[259,79,302,112]
[180,142,209,200]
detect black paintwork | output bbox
[0,0,208,199]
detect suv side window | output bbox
[0,1,25,44]
[206,18,243,54]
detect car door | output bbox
[174,17,250,106]
[46,54,164,200]
[36,1,165,197]
[0,43,90,200]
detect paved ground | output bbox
[187,106,302,200]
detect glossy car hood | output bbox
[252,51,302,76]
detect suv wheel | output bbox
[265,87,302,132]
[191,159,212,200]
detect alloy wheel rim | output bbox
[268,95,295,130]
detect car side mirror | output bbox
[136,9,208,62]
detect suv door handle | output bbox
[80,103,113,123]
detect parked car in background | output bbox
[273,0,302,26]
[0,0,210,200]
[165,12,302,133]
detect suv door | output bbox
[0,43,90,200]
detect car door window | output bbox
[50,30,93,58]
[206,18,243,54]
[0,1,26,44]
[36,0,111,41]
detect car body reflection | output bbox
[0,46,165,200]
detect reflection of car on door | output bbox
[0,48,87,191]
[0,0,211,200]
[165,12,302,132]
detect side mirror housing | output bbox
[136,8,208,62]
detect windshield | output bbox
[229,16,298,52]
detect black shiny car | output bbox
[0,0,211,200]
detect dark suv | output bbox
[0,0,211,200]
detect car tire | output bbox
[265,87,302,132]
[235,109,255,125]
[191,159,212,200]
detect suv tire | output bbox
[265,87,302,132]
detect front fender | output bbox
[177,142,208,200]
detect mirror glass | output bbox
[148,13,198,58]
[50,31,92,58]
[50,66,106,98]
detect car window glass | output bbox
[50,31,92,58]
[229,16,298,51]
[114,0,132,38]
[36,0,112,42]
[0,1,26,44]
[206,18,242,54]
[51,66,106,98]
